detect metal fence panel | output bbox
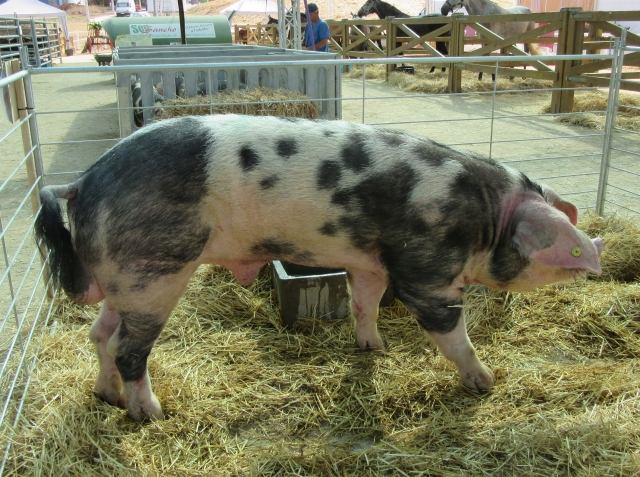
[0,45,634,474]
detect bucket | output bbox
[395,64,414,75]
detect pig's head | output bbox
[491,186,602,292]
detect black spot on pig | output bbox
[490,236,529,286]
[411,295,464,333]
[277,139,298,158]
[240,146,261,172]
[341,134,371,173]
[115,311,165,382]
[413,142,446,167]
[332,162,422,249]
[436,153,514,254]
[317,161,342,190]
[380,131,406,147]
[71,117,212,286]
[260,175,279,190]
[331,190,353,209]
[251,238,296,257]
[319,222,338,236]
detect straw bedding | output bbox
[156,88,319,121]
[1,213,639,475]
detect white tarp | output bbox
[220,0,279,18]
[0,0,69,40]
[595,0,640,35]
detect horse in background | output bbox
[441,0,541,80]
[357,0,448,73]
[350,12,383,52]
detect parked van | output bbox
[116,0,136,17]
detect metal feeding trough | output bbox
[395,64,415,74]
[271,261,395,327]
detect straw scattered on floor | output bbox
[540,90,640,132]
[347,63,554,94]
[1,213,639,476]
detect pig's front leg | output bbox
[426,313,495,392]
[347,269,388,351]
[399,284,495,392]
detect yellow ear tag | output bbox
[572,247,582,257]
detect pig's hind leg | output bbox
[105,268,196,421]
[89,300,126,408]
[347,269,387,351]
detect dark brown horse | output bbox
[357,0,448,73]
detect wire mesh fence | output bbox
[0,43,636,474]
[596,38,640,216]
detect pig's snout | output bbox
[586,237,603,275]
[589,237,604,275]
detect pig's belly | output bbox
[203,230,383,286]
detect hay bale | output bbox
[2,214,640,475]
[156,87,319,121]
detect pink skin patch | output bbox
[218,260,266,285]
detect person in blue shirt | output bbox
[303,3,330,52]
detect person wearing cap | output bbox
[303,3,330,52]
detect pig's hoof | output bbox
[94,387,127,409]
[461,364,495,392]
[356,334,386,352]
[127,394,164,422]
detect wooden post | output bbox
[342,19,349,58]
[386,17,396,79]
[551,8,582,114]
[8,60,39,217]
[447,14,464,94]
[8,59,52,296]
[586,21,602,57]
[562,12,586,112]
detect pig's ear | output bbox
[512,200,601,273]
[543,187,578,226]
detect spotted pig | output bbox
[35,114,602,421]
